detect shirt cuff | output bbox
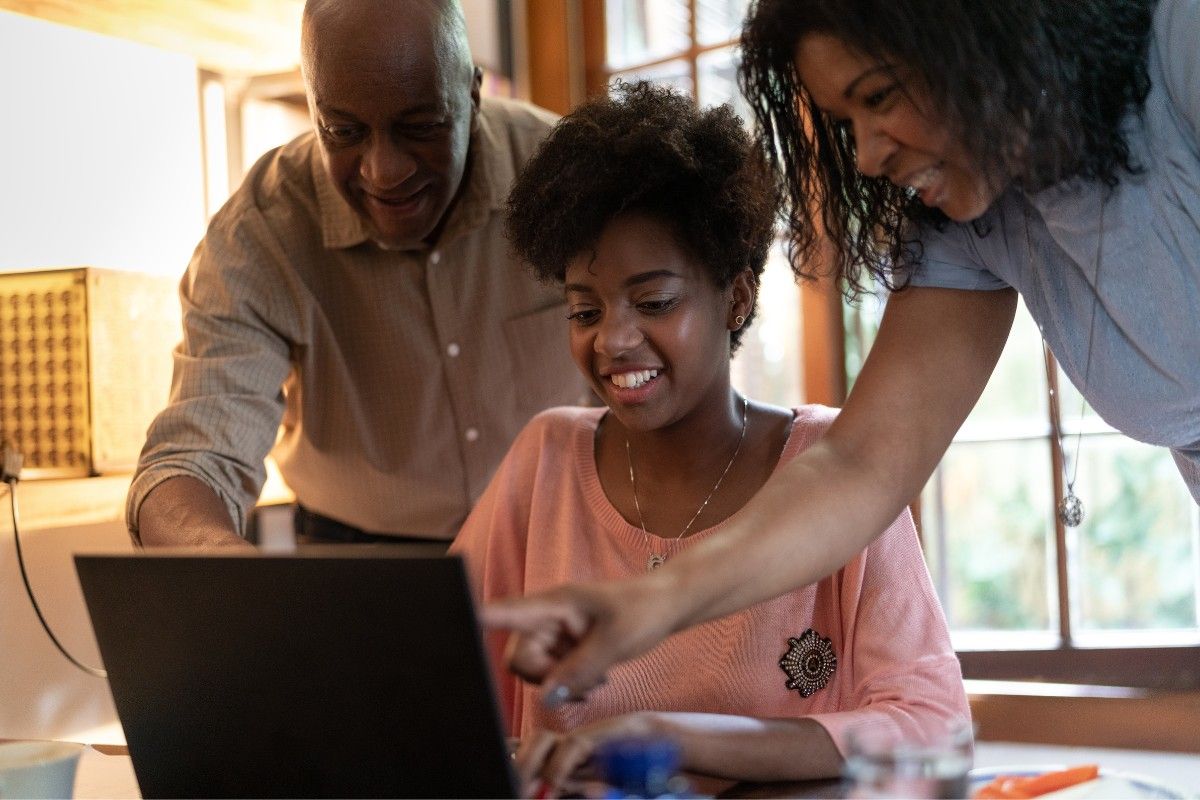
[906,258,1012,291]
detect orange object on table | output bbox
[972,764,1100,799]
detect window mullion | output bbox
[932,467,951,623]
[1042,341,1073,646]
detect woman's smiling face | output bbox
[793,33,1001,222]
[564,214,751,433]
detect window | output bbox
[846,290,1200,689]
[587,0,803,408]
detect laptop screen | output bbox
[75,549,517,798]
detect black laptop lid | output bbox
[75,550,516,799]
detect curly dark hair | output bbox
[739,0,1155,298]
[505,81,780,352]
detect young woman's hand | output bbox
[515,713,658,798]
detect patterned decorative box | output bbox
[0,268,179,478]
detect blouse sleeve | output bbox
[903,222,1011,291]
[449,419,545,737]
[805,509,972,756]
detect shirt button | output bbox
[429,250,441,265]
[464,427,479,443]
[446,342,461,358]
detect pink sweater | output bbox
[451,405,970,756]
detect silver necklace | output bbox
[1044,339,1087,527]
[625,394,749,571]
[1027,198,1105,528]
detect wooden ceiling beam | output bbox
[0,0,304,76]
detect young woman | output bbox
[451,83,969,796]
[485,0,1200,706]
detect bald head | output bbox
[300,0,482,249]
[301,0,474,88]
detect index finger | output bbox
[480,593,591,637]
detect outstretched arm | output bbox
[486,286,1017,699]
[127,199,296,547]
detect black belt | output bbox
[293,505,449,550]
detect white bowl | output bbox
[0,740,85,799]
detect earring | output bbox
[734,314,746,327]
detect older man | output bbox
[129,0,588,547]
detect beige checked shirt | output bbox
[127,97,591,540]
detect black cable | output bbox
[4,478,107,678]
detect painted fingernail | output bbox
[542,684,570,709]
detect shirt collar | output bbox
[313,100,506,252]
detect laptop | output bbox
[74,548,518,799]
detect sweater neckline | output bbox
[572,406,814,556]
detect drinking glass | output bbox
[843,721,974,799]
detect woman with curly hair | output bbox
[451,82,969,795]
[485,0,1200,712]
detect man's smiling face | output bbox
[303,0,480,249]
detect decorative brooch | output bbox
[779,628,837,698]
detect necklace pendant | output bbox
[1058,492,1084,528]
[646,553,666,571]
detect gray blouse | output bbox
[907,0,1200,502]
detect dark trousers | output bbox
[293,505,450,552]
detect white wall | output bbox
[0,10,205,278]
[0,9,205,743]
[0,487,134,743]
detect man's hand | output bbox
[136,475,250,548]
[481,575,679,705]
